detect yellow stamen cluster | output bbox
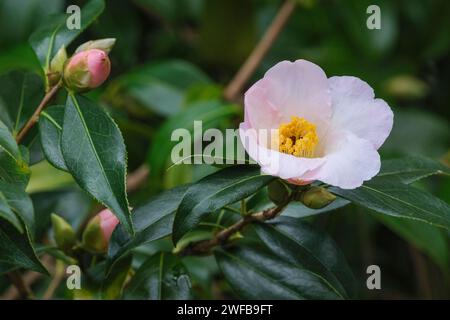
[279,116,318,158]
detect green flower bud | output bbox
[81,215,106,253]
[74,38,116,54]
[51,213,76,252]
[300,186,336,209]
[268,180,290,205]
[47,45,67,88]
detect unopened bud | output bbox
[75,38,116,54]
[47,45,67,88]
[300,186,336,209]
[63,49,111,92]
[268,180,290,205]
[51,213,76,252]
[82,209,119,253]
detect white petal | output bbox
[329,76,394,149]
[262,59,332,135]
[302,130,381,189]
[239,122,325,180]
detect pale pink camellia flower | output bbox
[239,59,394,189]
[63,48,111,92]
[97,208,120,243]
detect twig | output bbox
[179,196,292,256]
[15,84,61,144]
[6,271,34,299]
[42,260,65,300]
[223,0,297,101]
[408,245,432,299]
[0,256,53,300]
[126,164,150,193]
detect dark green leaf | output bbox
[124,252,192,300]
[29,0,105,71]
[378,156,450,183]
[253,217,355,298]
[107,185,189,274]
[330,177,450,230]
[39,105,67,171]
[0,219,47,274]
[0,71,44,137]
[0,181,35,234]
[215,245,341,300]
[61,94,133,234]
[282,198,350,219]
[117,60,211,117]
[147,100,239,179]
[0,119,30,187]
[101,254,132,299]
[173,166,275,243]
[374,213,449,270]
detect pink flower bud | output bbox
[63,49,111,92]
[82,208,119,253]
[98,208,120,243]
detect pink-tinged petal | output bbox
[86,49,111,87]
[302,130,381,189]
[329,76,394,150]
[98,209,119,242]
[244,79,283,131]
[262,59,332,135]
[239,122,325,179]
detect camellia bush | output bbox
[0,0,449,300]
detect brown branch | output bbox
[179,199,291,256]
[223,0,297,101]
[42,260,65,300]
[126,164,150,193]
[15,84,61,144]
[6,271,34,300]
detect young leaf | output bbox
[29,0,105,71]
[39,105,68,171]
[330,176,450,230]
[61,94,133,234]
[124,252,192,300]
[253,217,355,298]
[378,156,450,183]
[0,71,44,138]
[0,120,30,187]
[215,245,342,300]
[173,166,275,243]
[0,220,47,275]
[106,185,189,274]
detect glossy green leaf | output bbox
[173,166,275,243]
[124,252,192,300]
[39,105,67,171]
[215,245,342,300]
[0,119,30,187]
[101,254,132,299]
[62,94,133,234]
[0,181,35,234]
[29,0,105,71]
[0,71,44,137]
[253,217,355,298]
[374,213,449,270]
[378,156,450,183]
[117,60,211,117]
[147,100,239,179]
[0,219,47,275]
[107,185,189,274]
[330,176,450,230]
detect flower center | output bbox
[278,116,318,158]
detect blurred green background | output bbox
[0,0,449,299]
